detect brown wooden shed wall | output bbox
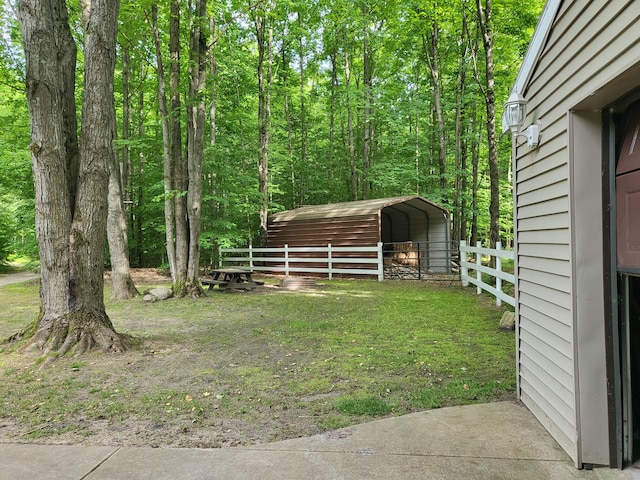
[267,214,380,247]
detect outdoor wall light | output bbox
[504,91,540,148]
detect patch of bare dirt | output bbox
[104,268,172,285]
[0,342,340,449]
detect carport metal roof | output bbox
[269,195,449,222]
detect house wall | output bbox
[515,0,640,467]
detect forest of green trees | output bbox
[0,0,544,269]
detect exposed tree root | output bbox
[2,318,39,346]
[24,311,127,363]
[173,280,206,299]
[188,282,205,298]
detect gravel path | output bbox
[0,271,39,287]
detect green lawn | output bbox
[0,277,516,447]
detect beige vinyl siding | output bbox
[529,2,637,108]
[518,212,569,232]
[514,0,640,466]
[518,164,567,194]
[518,228,569,245]
[517,255,570,277]
[517,179,568,208]
[517,268,570,291]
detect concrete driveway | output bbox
[1,401,637,480]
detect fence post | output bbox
[377,242,384,281]
[249,242,254,270]
[476,241,482,295]
[218,245,223,268]
[285,244,289,277]
[328,243,333,280]
[460,240,468,287]
[496,241,502,307]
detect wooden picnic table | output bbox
[201,268,260,291]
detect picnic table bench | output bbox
[201,268,262,291]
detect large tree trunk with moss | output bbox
[18,0,125,356]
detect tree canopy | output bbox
[0,0,544,268]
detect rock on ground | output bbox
[143,287,173,303]
[499,311,515,330]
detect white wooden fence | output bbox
[459,240,515,307]
[219,242,384,281]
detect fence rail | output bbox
[459,240,514,307]
[220,243,385,281]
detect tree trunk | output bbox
[120,44,135,248]
[18,0,124,357]
[297,11,307,174]
[209,15,217,148]
[471,107,479,245]
[120,45,131,202]
[281,48,296,205]
[170,0,189,291]
[343,29,357,201]
[476,0,500,252]
[185,0,207,296]
[134,79,146,267]
[454,10,468,242]
[151,4,177,284]
[105,21,137,301]
[254,2,272,247]
[422,15,447,198]
[107,146,139,300]
[329,47,337,185]
[361,4,373,201]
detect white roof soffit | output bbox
[502,0,562,134]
